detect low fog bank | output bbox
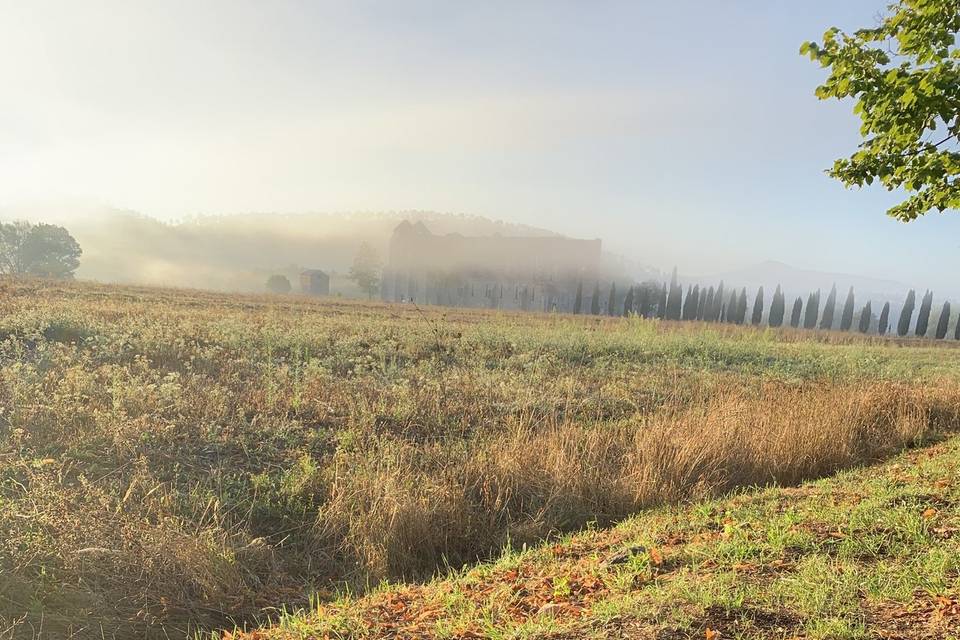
[29,208,567,293]
[0,206,934,308]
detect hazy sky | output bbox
[2,1,957,289]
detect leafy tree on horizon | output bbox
[623,285,635,317]
[348,242,383,299]
[266,274,292,294]
[840,286,856,331]
[802,1,960,221]
[751,286,764,325]
[898,289,916,336]
[820,284,838,330]
[656,283,667,319]
[0,221,82,279]
[879,301,891,335]
[936,301,952,339]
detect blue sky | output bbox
[1,1,957,289]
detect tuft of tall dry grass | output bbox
[314,381,960,588]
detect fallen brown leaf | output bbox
[649,547,664,566]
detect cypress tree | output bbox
[712,281,725,321]
[607,282,617,316]
[839,286,856,331]
[878,302,890,335]
[666,269,683,320]
[590,282,601,315]
[696,286,706,320]
[790,296,803,328]
[955,308,960,340]
[726,290,738,324]
[623,286,635,317]
[703,286,715,321]
[916,290,933,336]
[820,284,838,330]
[803,290,820,329]
[858,301,872,333]
[769,285,785,327]
[935,301,951,340]
[573,282,583,314]
[897,289,916,336]
[751,286,764,325]
[736,288,748,324]
[691,286,702,320]
[681,285,693,320]
[803,292,815,328]
[656,284,667,319]
[636,286,649,317]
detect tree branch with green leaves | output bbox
[802,0,960,221]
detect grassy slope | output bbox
[247,437,960,640]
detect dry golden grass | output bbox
[1,278,960,638]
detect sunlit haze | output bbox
[2,1,958,290]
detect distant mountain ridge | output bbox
[693,260,914,303]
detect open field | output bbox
[2,280,960,638]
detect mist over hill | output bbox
[35,209,569,292]
[1,206,938,308]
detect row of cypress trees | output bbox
[575,271,957,340]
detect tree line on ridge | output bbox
[575,269,957,339]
